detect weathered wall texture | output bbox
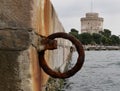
[0,0,71,91]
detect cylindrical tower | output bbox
[81,12,104,34]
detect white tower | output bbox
[81,0,104,34]
[81,13,104,34]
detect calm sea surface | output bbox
[62,51,120,91]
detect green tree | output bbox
[101,35,112,45]
[92,33,102,44]
[69,28,79,39]
[99,29,111,38]
[110,35,120,45]
[101,36,106,45]
[79,33,92,45]
[104,29,111,38]
[70,28,79,33]
[69,28,120,46]
[99,29,112,45]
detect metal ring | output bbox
[38,32,85,78]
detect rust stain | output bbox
[31,0,67,90]
[29,47,42,91]
[0,0,68,90]
[44,0,50,36]
[32,0,44,35]
[41,37,57,50]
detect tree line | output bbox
[69,28,120,46]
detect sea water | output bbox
[62,51,120,91]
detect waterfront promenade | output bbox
[84,45,120,50]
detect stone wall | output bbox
[0,0,71,91]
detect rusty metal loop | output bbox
[38,32,85,79]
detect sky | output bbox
[50,0,120,36]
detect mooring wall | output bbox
[0,0,71,91]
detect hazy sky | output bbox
[50,0,120,36]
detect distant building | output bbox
[81,12,104,34]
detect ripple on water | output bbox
[62,51,120,91]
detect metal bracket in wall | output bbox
[31,32,57,52]
[39,36,57,51]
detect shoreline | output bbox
[84,45,120,51]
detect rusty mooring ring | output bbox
[38,32,85,78]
